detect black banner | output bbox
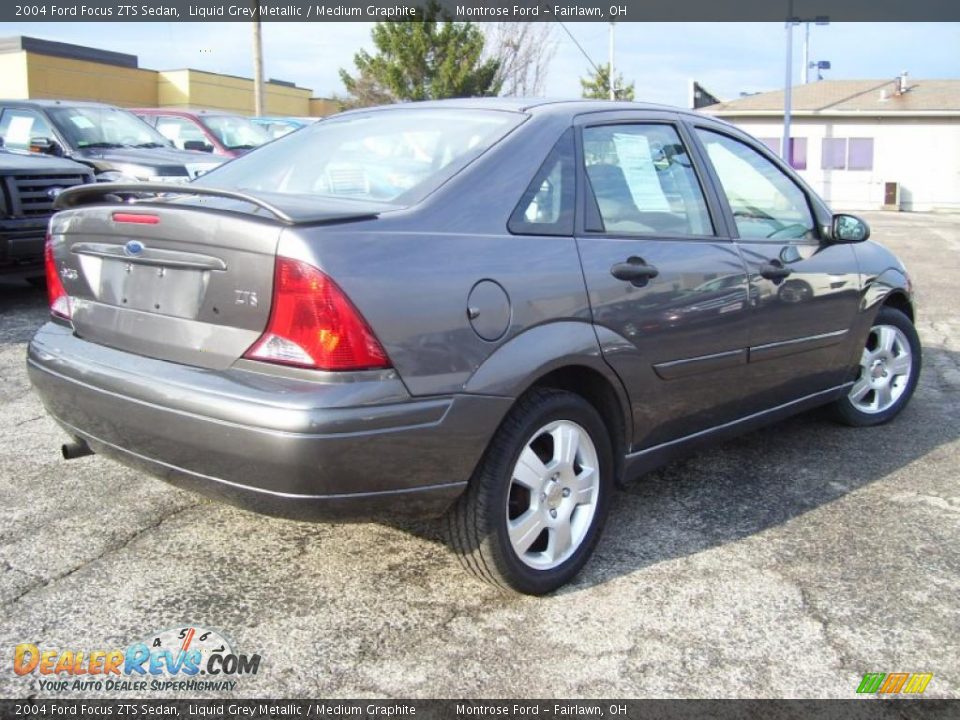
[3,0,960,23]
[2,700,960,720]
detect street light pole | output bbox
[608,22,616,100]
[252,0,265,116]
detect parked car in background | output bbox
[0,100,222,182]
[30,99,921,595]
[251,116,320,140]
[0,139,93,282]
[134,108,270,158]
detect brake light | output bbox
[244,257,390,371]
[112,213,159,225]
[44,234,72,320]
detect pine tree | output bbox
[339,4,502,107]
[580,63,635,101]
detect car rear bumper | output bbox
[27,322,512,521]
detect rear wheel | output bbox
[832,306,921,426]
[446,388,613,595]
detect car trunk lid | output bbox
[50,204,282,370]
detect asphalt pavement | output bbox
[1,212,957,699]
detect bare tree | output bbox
[485,23,556,97]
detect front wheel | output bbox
[832,306,921,427]
[446,388,613,595]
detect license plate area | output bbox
[99,259,207,319]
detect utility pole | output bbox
[783,4,794,166]
[801,17,830,85]
[608,22,615,101]
[252,0,265,116]
[801,22,810,84]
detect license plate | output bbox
[99,259,206,319]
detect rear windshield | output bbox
[195,108,523,206]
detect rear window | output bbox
[195,108,523,206]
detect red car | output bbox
[133,108,269,158]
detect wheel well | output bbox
[527,366,628,485]
[883,291,914,322]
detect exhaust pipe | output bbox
[62,440,94,460]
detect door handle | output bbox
[611,257,660,287]
[758,260,793,282]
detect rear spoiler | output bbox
[53,183,380,226]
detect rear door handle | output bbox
[758,260,793,282]
[611,257,659,287]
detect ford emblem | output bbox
[47,187,64,200]
[124,240,145,256]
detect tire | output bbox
[26,276,46,288]
[832,306,921,427]
[446,388,614,595]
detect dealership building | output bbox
[701,76,960,212]
[0,35,339,117]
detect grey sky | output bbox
[1,21,957,106]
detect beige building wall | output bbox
[22,51,158,106]
[309,97,341,117]
[157,69,312,116]
[0,52,29,98]
[0,42,336,118]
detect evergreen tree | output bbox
[580,63,635,101]
[339,4,501,107]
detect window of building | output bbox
[821,137,874,171]
[756,137,807,170]
[848,138,874,171]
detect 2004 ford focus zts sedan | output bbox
[29,99,921,594]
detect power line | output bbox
[556,21,601,75]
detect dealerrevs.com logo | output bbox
[13,626,262,693]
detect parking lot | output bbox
[1,211,957,699]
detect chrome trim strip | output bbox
[71,242,227,271]
[749,329,849,362]
[653,348,748,380]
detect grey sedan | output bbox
[29,99,920,594]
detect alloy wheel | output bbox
[849,323,913,414]
[506,420,600,570]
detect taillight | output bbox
[44,234,72,320]
[244,257,390,371]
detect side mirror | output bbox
[831,213,870,243]
[29,137,63,156]
[184,140,214,153]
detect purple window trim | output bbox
[790,138,808,171]
[848,138,874,171]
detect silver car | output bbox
[29,99,920,594]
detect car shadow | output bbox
[387,344,959,595]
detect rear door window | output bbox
[582,123,714,237]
